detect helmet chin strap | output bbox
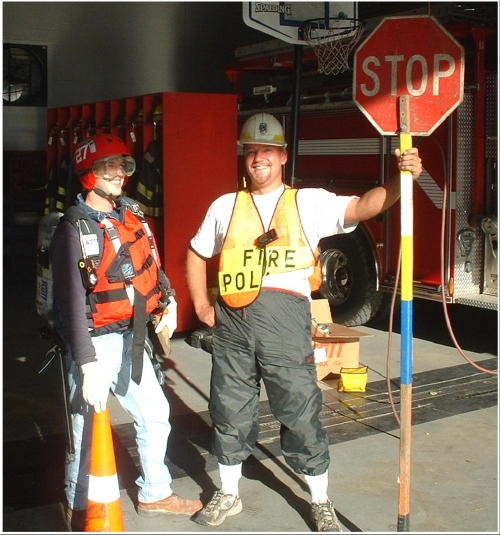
[93,186,123,207]
[92,173,124,206]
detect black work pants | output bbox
[210,289,330,476]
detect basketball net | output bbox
[303,18,364,76]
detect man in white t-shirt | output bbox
[186,112,422,531]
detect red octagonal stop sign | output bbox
[353,15,464,136]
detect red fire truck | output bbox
[227,6,497,327]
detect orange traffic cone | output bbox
[85,409,125,532]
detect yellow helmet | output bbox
[238,112,287,147]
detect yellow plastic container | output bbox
[338,365,368,392]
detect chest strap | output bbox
[101,217,146,386]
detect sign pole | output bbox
[397,95,413,532]
[352,15,464,532]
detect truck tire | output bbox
[316,229,383,327]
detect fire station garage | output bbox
[2,2,498,533]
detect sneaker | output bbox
[137,493,203,516]
[311,500,341,532]
[193,490,243,526]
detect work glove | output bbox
[81,361,111,413]
[154,295,178,339]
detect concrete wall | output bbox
[3,1,263,150]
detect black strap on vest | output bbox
[131,289,148,385]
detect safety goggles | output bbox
[93,155,136,177]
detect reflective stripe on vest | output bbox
[87,210,163,331]
[219,187,319,308]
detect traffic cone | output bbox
[85,409,125,532]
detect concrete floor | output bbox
[2,249,498,533]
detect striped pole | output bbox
[397,96,413,532]
[85,409,125,532]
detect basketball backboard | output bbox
[242,2,357,45]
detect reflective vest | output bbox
[66,202,164,333]
[219,187,321,308]
[90,210,163,332]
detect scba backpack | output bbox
[36,206,102,328]
[36,211,64,328]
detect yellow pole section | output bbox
[400,132,414,302]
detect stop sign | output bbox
[353,15,464,136]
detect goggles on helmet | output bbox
[92,155,136,178]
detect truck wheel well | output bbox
[316,226,383,326]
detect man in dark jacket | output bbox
[51,133,201,530]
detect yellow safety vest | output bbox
[219,187,321,308]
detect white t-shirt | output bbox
[190,185,358,297]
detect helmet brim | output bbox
[237,141,287,148]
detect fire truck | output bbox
[226,4,497,327]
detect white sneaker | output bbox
[193,490,243,526]
[311,500,341,531]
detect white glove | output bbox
[154,296,178,338]
[81,361,110,413]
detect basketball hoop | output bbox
[302,17,364,76]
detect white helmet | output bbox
[238,112,287,147]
